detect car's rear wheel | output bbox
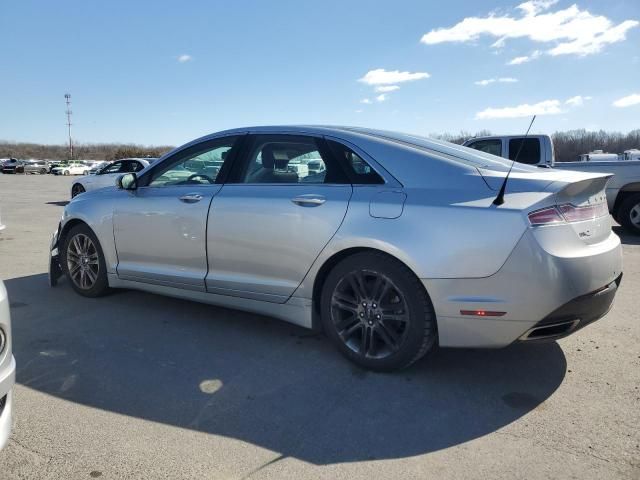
[40,168,47,174]
[618,193,640,235]
[71,184,85,198]
[63,170,70,176]
[62,224,109,297]
[321,251,437,371]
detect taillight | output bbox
[557,203,608,222]
[528,202,608,226]
[528,207,564,225]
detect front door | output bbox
[206,134,352,302]
[113,135,241,290]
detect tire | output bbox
[83,170,89,175]
[64,170,70,176]
[320,251,437,371]
[617,193,640,235]
[71,184,86,198]
[40,168,47,174]
[61,224,110,297]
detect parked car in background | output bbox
[88,161,110,174]
[71,158,152,197]
[51,162,90,176]
[578,150,619,162]
[50,126,622,371]
[0,273,16,451]
[621,149,640,161]
[463,134,640,234]
[1,159,25,174]
[23,160,50,174]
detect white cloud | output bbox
[508,50,541,65]
[474,77,518,86]
[421,3,638,59]
[376,94,388,102]
[360,98,372,104]
[355,109,363,113]
[359,68,430,86]
[517,0,558,17]
[375,85,400,93]
[612,93,640,108]
[565,95,591,106]
[177,54,192,63]
[476,99,563,119]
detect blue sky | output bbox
[1,0,639,146]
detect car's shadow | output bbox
[6,273,567,465]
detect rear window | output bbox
[509,138,540,165]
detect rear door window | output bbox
[508,138,540,165]
[236,135,348,184]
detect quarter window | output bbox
[326,140,384,184]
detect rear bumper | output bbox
[424,229,623,348]
[518,275,621,341]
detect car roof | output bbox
[161,125,524,179]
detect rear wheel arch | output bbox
[311,247,428,329]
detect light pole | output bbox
[64,93,73,160]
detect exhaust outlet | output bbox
[519,319,580,341]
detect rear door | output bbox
[113,135,242,290]
[206,134,352,302]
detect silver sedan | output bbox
[48,126,623,370]
[0,280,15,450]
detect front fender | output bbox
[56,191,119,274]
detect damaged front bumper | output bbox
[48,227,63,287]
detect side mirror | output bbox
[117,172,138,190]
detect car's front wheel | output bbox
[71,184,85,198]
[321,251,437,371]
[63,170,70,176]
[61,224,110,297]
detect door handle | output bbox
[291,195,326,207]
[179,194,203,203]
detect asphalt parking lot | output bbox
[0,174,638,479]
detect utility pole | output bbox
[64,93,74,160]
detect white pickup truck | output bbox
[463,134,640,234]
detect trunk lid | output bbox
[478,166,613,245]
